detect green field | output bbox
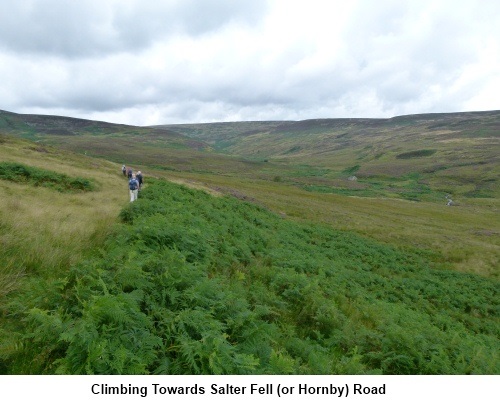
[0,109,499,374]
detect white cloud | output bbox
[0,0,499,125]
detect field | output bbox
[0,135,125,299]
[0,109,499,374]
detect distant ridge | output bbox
[154,109,500,126]
[0,108,149,132]
[0,108,211,151]
[2,107,499,131]
[154,109,500,152]
[1,108,498,203]
[1,107,498,281]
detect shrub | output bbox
[396,149,437,159]
[0,162,96,192]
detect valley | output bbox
[0,108,498,374]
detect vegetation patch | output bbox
[289,165,331,177]
[2,179,498,374]
[396,149,437,159]
[285,145,302,154]
[302,184,382,198]
[342,164,361,175]
[0,162,96,192]
[302,173,435,202]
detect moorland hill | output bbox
[1,108,499,277]
[0,109,498,375]
[2,108,498,202]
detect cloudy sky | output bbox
[1,0,499,125]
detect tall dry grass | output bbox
[0,135,127,297]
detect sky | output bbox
[0,0,499,126]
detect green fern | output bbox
[2,178,499,375]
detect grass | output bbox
[0,134,126,298]
[2,179,498,374]
[3,117,497,279]
[0,128,500,374]
[0,111,498,374]
[160,171,499,279]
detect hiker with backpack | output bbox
[127,167,133,179]
[136,171,143,190]
[122,164,126,176]
[129,173,139,202]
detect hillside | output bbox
[1,109,499,278]
[0,109,211,162]
[158,111,500,201]
[2,109,499,203]
[156,111,500,160]
[0,109,272,176]
[2,174,499,374]
[0,123,499,375]
[0,133,126,297]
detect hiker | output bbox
[129,174,139,202]
[122,164,126,176]
[127,167,133,179]
[136,170,143,190]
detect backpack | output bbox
[129,179,138,190]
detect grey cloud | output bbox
[0,0,269,57]
[0,1,115,57]
[2,0,499,125]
